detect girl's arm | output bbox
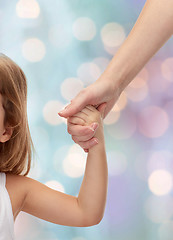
[70,104,107,223]
[19,105,107,227]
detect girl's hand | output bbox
[68,104,106,152]
[67,120,99,152]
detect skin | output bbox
[0,94,108,227]
[59,0,173,151]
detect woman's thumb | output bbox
[58,91,88,118]
[97,103,107,118]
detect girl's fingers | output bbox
[69,112,89,124]
[77,137,99,149]
[67,122,96,136]
[68,116,85,126]
[85,105,97,112]
[72,131,95,142]
[80,106,93,116]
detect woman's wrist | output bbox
[97,61,127,100]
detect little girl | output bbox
[0,54,108,240]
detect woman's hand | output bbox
[59,77,119,119]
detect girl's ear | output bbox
[0,125,13,143]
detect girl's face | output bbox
[0,94,13,143]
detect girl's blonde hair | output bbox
[0,53,35,176]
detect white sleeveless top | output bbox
[0,172,15,240]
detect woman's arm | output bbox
[59,0,173,150]
[103,0,173,95]
[59,0,173,119]
[19,105,107,227]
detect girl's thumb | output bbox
[97,103,107,118]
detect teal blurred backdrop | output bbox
[1,0,173,239]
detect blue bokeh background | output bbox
[1,0,173,240]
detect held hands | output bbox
[67,104,106,151]
[59,78,118,119]
[59,77,120,150]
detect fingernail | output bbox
[58,103,71,114]
[93,139,99,144]
[91,123,98,131]
[58,108,67,114]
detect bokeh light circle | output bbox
[148,170,173,196]
[137,67,149,82]
[161,57,173,82]
[72,17,96,41]
[138,106,169,138]
[101,22,126,47]
[125,77,148,102]
[107,108,136,139]
[63,145,86,178]
[16,0,40,19]
[43,100,64,125]
[129,77,147,89]
[147,60,170,93]
[45,180,65,193]
[22,38,46,62]
[27,160,42,179]
[61,77,84,101]
[112,91,127,112]
[104,110,120,125]
[77,62,101,85]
